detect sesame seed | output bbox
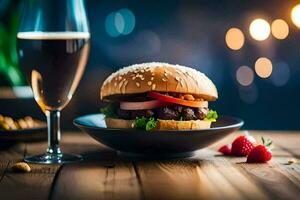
[162,78,167,82]
[175,77,180,81]
[122,81,128,93]
[132,76,136,80]
[151,77,154,80]
[152,84,156,90]
[136,82,140,87]
[118,76,122,80]
[118,82,123,89]
[141,77,145,80]
[114,82,117,87]
[147,81,152,86]
[141,69,145,73]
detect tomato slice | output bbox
[148,91,208,108]
[120,100,170,110]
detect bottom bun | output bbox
[157,119,211,130]
[105,118,211,130]
[105,118,135,129]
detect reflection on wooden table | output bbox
[0,131,299,200]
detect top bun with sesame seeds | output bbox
[100,62,218,101]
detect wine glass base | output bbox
[24,153,83,164]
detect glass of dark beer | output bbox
[17,0,90,164]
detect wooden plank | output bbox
[0,140,60,200]
[210,131,300,200]
[0,162,60,199]
[51,161,141,200]
[0,161,9,183]
[237,132,300,194]
[50,132,141,200]
[135,149,269,200]
[195,149,269,200]
[0,132,117,200]
[267,142,300,188]
[0,143,26,186]
[238,162,300,200]
[271,157,300,187]
[210,153,300,200]
[135,159,207,200]
[58,132,116,161]
[0,141,27,200]
[0,131,299,200]
[0,143,26,162]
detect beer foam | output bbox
[17,32,90,40]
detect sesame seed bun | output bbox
[100,62,218,101]
[105,118,211,130]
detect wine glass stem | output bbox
[45,110,62,155]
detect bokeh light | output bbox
[114,12,125,34]
[105,8,135,37]
[271,62,290,87]
[255,57,273,78]
[236,66,254,86]
[291,4,300,28]
[7,67,23,85]
[225,28,245,50]
[13,86,33,98]
[271,19,289,40]
[118,8,135,35]
[249,19,270,41]
[105,12,120,37]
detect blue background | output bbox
[0,0,299,130]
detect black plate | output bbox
[74,114,243,158]
[0,124,47,142]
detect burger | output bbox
[100,62,218,131]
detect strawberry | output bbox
[231,135,255,156]
[247,138,272,163]
[247,145,272,163]
[218,145,231,155]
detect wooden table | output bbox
[0,131,299,200]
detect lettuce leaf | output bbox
[135,116,148,129]
[100,103,117,118]
[204,110,218,122]
[135,117,157,131]
[145,118,158,131]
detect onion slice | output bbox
[120,100,169,110]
